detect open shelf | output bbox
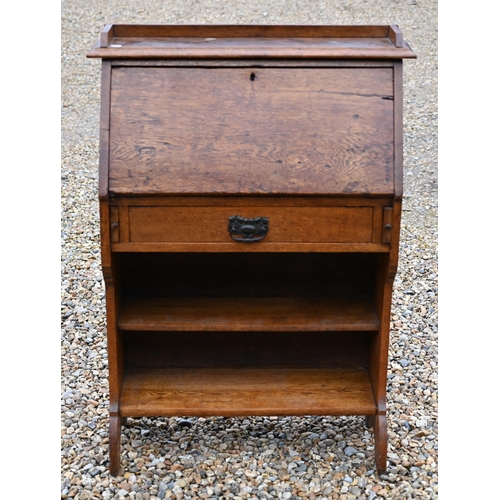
[118,296,379,332]
[123,330,373,369]
[120,367,377,417]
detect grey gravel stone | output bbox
[344,447,358,457]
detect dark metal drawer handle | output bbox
[228,215,269,243]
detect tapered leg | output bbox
[374,413,387,474]
[109,415,122,476]
[365,415,375,428]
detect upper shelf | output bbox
[87,24,416,60]
[118,296,380,332]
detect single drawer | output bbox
[127,205,374,244]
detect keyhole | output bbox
[250,73,256,81]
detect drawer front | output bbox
[127,206,374,244]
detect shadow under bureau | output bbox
[87,24,416,475]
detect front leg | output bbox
[374,413,387,474]
[109,415,122,476]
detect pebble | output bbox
[350,486,362,496]
[61,2,437,500]
[344,447,357,457]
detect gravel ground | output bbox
[61,1,438,499]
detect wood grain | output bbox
[86,25,417,60]
[103,24,394,39]
[374,413,388,473]
[112,60,397,68]
[389,25,403,48]
[120,368,377,417]
[127,206,374,244]
[112,242,390,253]
[108,415,121,476]
[118,296,379,332]
[394,62,404,200]
[98,61,111,200]
[109,67,394,195]
[115,196,392,207]
[100,24,114,49]
[89,46,416,60]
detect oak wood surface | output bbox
[127,206,374,243]
[374,413,388,473]
[371,206,383,244]
[87,25,417,60]
[394,62,404,200]
[98,61,111,200]
[113,199,391,252]
[114,196,393,207]
[367,62,404,416]
[111,59,397,68]
[97,24,396,39]
[118,296,379,332]
[100,24,115,49]
[101,255,123,416]
[89,45,416,60]
[109,67,394,196]
[120,368,377,417]
[112,242,391,252]
[388,25,404,48]
[108,415,122,476]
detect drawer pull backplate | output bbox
[228,215,269,243]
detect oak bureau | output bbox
[87,24,416,475]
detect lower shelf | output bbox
[120,368,377,417]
